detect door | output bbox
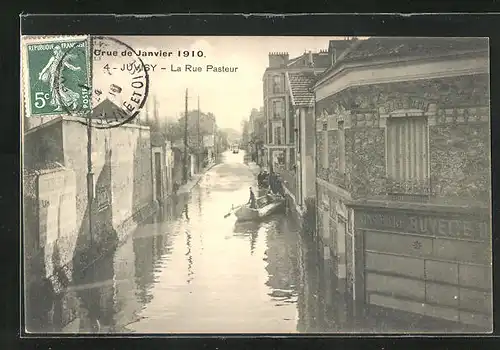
[155,152,162,202]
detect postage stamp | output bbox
[21,36,92,118]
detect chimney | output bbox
[331,48,337,65]
[308,51,313,66]
[328,40,339,66]
[268,52,290,68]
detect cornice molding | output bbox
[314,54,489,102]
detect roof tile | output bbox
[288,72,318,106]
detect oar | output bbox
[224,204,243,218]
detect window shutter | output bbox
[386,116,429,194]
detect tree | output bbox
[241,119,250,147]
[164,120,184,142]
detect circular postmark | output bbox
[55,36,149,129]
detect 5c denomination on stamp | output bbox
[22,36,91,118]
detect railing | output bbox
[385,177,432,201]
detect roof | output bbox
[151,131,167,147]
[287,72,317,107]
[340,37,488,63]
[315,37,489,87]
[286,52,330,69]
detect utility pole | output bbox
[153,94,159,130]
[183,88,189,184]
[197,95,201,172]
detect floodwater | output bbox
[27,151,471,334]
[47,150,350,334]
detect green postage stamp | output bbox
[21,36,92,118]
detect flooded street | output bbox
[27,151,475,334]
[65,151,342,334]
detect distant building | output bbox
[312,37,491,330]
[248,107,266,164]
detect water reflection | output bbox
[233,220,260,255]
[72,247,117,333]
[42,153,375,333]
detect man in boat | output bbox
[247,186,257,209]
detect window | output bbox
[274,126,283,145]
[273,100,283,119]
[289,148,296,170]
[289,109,295,144]
[322,123,329,169]
[386,116,429,195]
[272,75,282,93]
[268,121,273,144]
[338,121,345,175]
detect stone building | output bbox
[262,40,353,221]
[313,37,491,331]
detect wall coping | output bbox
[24,115,150,136]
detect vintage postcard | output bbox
[21,35,492,334]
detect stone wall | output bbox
[23,117,156,331]
[24,120,64,169]
[430,120,490,202]
[61,118,154,243]
[315,74,490,203]
[314,69,491,329]
[23,166,78,332]
[345,127,386,198]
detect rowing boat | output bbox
[234,194,285,222]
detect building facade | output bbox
[262,40,353,222]
[313,37,491,330]
[248,107,266,165]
